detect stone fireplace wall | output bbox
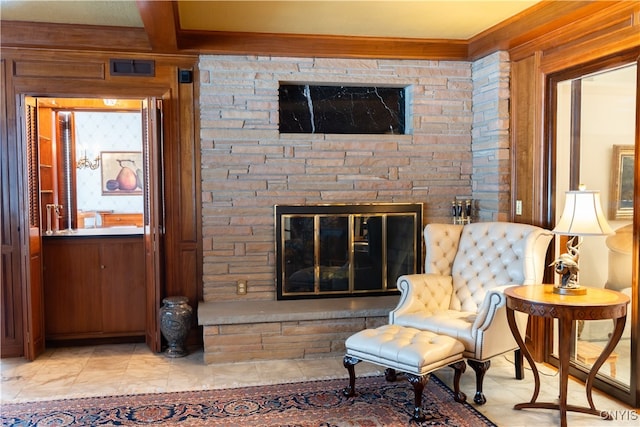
[471,51,511,222]
[200,55,482,302]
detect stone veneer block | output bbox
[199,296,395,363]
[197,53,511,361]
[199,55,475,301]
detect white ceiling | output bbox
[0,0,542,40]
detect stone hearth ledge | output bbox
[198,295,399,325]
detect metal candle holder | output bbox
[452,199,472,225]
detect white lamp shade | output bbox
[553,190,614,236]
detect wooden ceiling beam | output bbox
[136,0,179,53]
[0,21,152,53]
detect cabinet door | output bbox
[100,238,145,333]
[43,240,102,337]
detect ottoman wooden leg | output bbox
[450,360,467,403]
[406,374,429,422]
[343,355,361,397]
[384,368,397,382]
[344,326,467,423]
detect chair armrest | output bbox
[389,273,453,323]
[472,285,514,332]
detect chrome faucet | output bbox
[45,204,54,235]
[45,204,64,235]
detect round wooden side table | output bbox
[504,284,629,427]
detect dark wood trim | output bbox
[469,1,609,60]
[538,49,639,407]
[1,2,635,61]
[518,3,639,67]
[511,54,539,225]
[634,56,640,409]
[509,5,639,373]
[569,80,581,189]
[136,0,178,53]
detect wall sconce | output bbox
[77,151,100,170]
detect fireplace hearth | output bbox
[275,203,423,300]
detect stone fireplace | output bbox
[198,52,510,363]
[275,203,422,299]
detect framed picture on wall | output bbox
[609,145,634,220]
[100,151,143,196]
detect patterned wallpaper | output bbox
[74,111,143,226]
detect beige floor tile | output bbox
[0,342,637,426]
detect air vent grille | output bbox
[110,59,155,77]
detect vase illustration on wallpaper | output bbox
[159,296,193,357]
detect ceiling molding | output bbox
[1,1,635,62]
[468,0,620,60]
[511,2,640,65]
[177,30,468,60]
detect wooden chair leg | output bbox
[515,348,524,380]
[468,359,490,405]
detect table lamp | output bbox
[551,185,613,295]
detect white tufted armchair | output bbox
[389,222,553,404]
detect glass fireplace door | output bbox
[276,204,422,300]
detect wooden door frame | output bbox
[142,97,164,352]
[543,49,640,406]
[1,50,201,360]
[17,92,165,358]
[21,98,46,360]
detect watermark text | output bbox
[600,409,639,421]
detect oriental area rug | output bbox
[1,375,496,426]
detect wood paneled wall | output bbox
[1,0,638,364]
[509,3,638,230]
[0,49,201,357]
[507,1,639,386]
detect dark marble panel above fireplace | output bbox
[279,85,406,134]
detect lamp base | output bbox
[553,285,587,296]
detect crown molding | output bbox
[178,30,468,60]
[1,1,637,61]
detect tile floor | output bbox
[1,343,638,426]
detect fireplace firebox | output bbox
[275,203,423,300]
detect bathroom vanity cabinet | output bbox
[42,233,145,340]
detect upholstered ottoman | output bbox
[343,324,466,422]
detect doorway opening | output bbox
[31,97,144,233]
[24,96,163,357]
